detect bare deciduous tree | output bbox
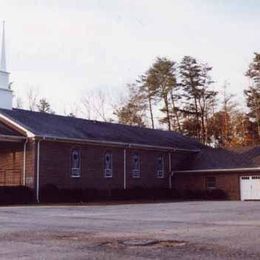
[27,87,39,111]
[14,96,23,109]
[80,90,114,122]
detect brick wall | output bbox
[38,141,184,191]
[24,141,36,189]
[174,171,260,200]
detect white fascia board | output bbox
[0,113,35,137]
[40,135,175,151]
[0,134,26,142]
[175,167,260,174]
[40,135,200,152]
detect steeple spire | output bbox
[0,21,6,72]
[0,20,12,109]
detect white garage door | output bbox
[240,176,260,201]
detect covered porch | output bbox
[0,122,27,186]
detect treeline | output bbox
[114,53,260,147]
[15,53,260,148]
[115,56,216,144]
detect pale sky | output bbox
[0,0,259,114]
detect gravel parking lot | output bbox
[0,201,259,259]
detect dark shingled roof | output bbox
[0,108,204,150]
[186,146,260,170]
[0,121,22,136]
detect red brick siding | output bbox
[39,141,173,190]
[126,149,170,189]
[174,171,260,200]
[24,141,36,189]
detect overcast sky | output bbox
[0,0,259,114]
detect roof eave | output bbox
[175,167,260,174]
[34,135,201,152]
[0,134,26,142]
[0,111,201,152]
[0,113,35,137]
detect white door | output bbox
[251,176,260,200]
[240,176,260,200]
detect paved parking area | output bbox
[0,201,259,259]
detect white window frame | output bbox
[157,155,165,178]
[104,152,113,178]
[71,149,81,178]
[132,152,140,178]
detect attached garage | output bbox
[174,146,260,200]
[240,176,260,201]
[174,170,260,201]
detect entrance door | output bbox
[240,176,260,200]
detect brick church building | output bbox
[1,23,260,202]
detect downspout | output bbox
[123,148,127,190]
[36,140,41,203]
[23,138,29,185]
[168,152,172,189]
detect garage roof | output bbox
[186,146,260,171]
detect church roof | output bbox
[0,108,204,151]
[180,146,260,171]
[0,121,22,136]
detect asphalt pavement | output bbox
[0,201,259,259]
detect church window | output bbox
[71,149,81,178]
[132,152,140,178]
[104,152,113,178]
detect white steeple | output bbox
[0,21,13,110]
[0,21,6,71]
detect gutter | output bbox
[23,138,29,185]
[173,147,201,153]
[175,167,260,174]
[0,134,26,142]
[36,140,41,203]
[124,149,127,190]
[168,152,172,189]
[0,114,35,137]
[33,135,201,153]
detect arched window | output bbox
[157,155,164,178]
[132,152,140,178]
[104,152,113,178]
[71,149,80,178]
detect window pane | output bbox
[132,153,140,178]
[71,150,80,178]
[104,152,113,178]
[157,156,164,178]
[205,177,216,189]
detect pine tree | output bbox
[114,84,146,127]
[143,57,179,131]
[37,98,55,114]
[245,52,260,140]
[138,73,159,129]
[179,56,216,143]
[246,52,260,78]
